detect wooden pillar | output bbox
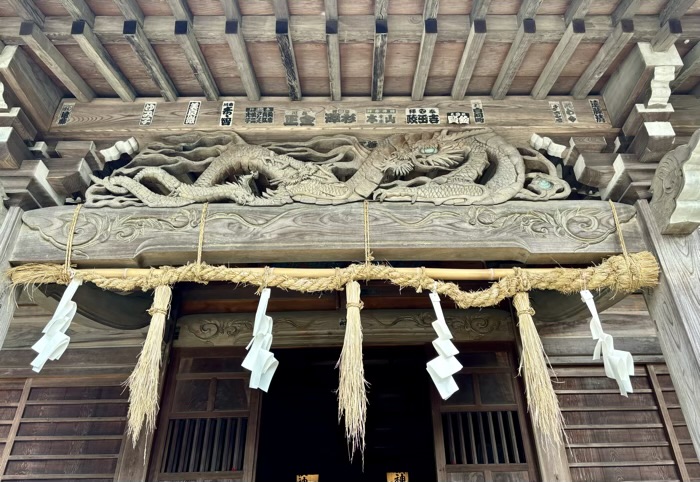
[0,206,22,349]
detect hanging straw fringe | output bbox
[337,281,368,462]
[513,292,565,452]
[125,285,172,447]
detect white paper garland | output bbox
[242,288,279,392]
[426,291,463,399]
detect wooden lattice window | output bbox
[150,348,260,482]
[0,376,128,481]
[556,363,700,481]
[432,350,538,482]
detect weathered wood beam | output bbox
[122,20,177,102]
[71,20,136,102]
[637,200,700,459]
[612,0,640,25]
[19,21,95,102]
[220,0,241,20]
[652,19,683,52]
[0,126,30,169]
[7,0,44,28]
[0,46,61,133]
[54,140,102,171]
[10,201,645,267]
[223,20,260,101]
[372,0,388,101]
[59,0,95,28]
[572,19,634,99]
[627,120,675,162]
[166,0,192,22]
[564,0,592,26]
[0,107,37,141]
[451,19,487,100]
[491,18,535,100]
[174,21,219,101]
[517,0,543,25]
[659,0,694,27]
[412,18,438,101]
[112,0,144,25]
[672,41,700,91]
[0,160,64,208]
[276,20,302,101]
[272,0,290,20]
[532,19,585,99]
[470,0,490,20]
[0,207,22,349]
[325,0,341,101]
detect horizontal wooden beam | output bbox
[491,18,536,100]
[122,20,178,102]
[45,96,616,145]
[174,20,219,101]
[532,19,586,99]
[11,201,644,267]
[19,21,95,102]
[1,15,700,46]
[71,20,136,102]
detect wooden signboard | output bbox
[387,473,408,482]
[296,476,319,482]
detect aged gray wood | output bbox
[652,19,683,53]
[112,0,144,25]
[375,0,388,20]
[411,18,438,101]
[517,0,543,25]
[176,309,514,347]
[123,20,178,102]
[638,199,700,460]
[325,0,341,101]
[276,20,302,101]
[71,20,136,102]
[601,42,683,127]
[7,0,44,28]
[272,0,289,21]
[166,0,192,22]
[174,20,219,101]
[451,19,486,100]
[219,0,258,101]
[54,140,102,171]
[531,19,585,100]
[0,107,38,142]
[11,201,645,267]
[470,0,490,20]
[572,19,635,99]
[0,160,63,208]
[19,22,95,102]
[491,19,535,100]
[0,126,30,169]
[564,0,592,25]
[660,0,694,27]
[371,19,388,101]
[671,41,700,91]
[59,0,95,28]
[0,46,61,133]
[611,0,640,25]
[0,207,22,349]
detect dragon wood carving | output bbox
[86,129,570,208]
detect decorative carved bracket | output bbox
[650,128,700,234]
[99,137,139,163]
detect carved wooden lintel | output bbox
[11,201,644,267]
[650,128,700,234]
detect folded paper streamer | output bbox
[31,278,82,372]
[242,288,279,392]
[581,290,635,396]
[426,291,463,399]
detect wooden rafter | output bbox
[532,19,585,99]
[273,0,302,101]
[564,0,592,26]
[174,21,220,101]
[325,0,341,101]
[71,20,136,102]
[612,0,640,25]
[222,1,260,101]
[123,20,178,102]
[19,21,95,102]
[652,19,683,53]
[672,41,700,91]
[660,0,694,27]
[412,0,440,101]
[112,0,144,25]
[451,1,489,100]
[517,0,543,25]
[7,0,44,28]
[166,0,192,22]
[491,18,536,100]
[372,0,389,101]
[572,19,634,99]
[59,0,95,28]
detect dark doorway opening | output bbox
[256,346,437,481]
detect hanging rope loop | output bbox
[62,204,83,282]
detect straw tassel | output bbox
[125,285,172,447]
[513,292,565,452]
[337,281,368,461]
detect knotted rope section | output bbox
[363,200,374,267]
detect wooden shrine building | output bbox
[0,0,700,481]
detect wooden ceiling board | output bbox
[337,1,373,15]
[85,0,122,16]
[103,43,161,96]
[151,44,203,96]
[294,43,330,79]
[465,76,499,96]
[0,5,18,16]
[238,1,275,16]
[288,0,325,15]
[19,45,70,96]
[688,0,700,15]
[339,42,372,76]
[336,76,372,95]
[502,76,539,95]
[549,76,582,95]
[137,0,175,16]
[382,76,413,96]
[55,44,118,97]
[472,42,511,76]
[384,43,420,77]
[487,1,520,15]
[423,76,455,96]
[33,0,69,16]
[200,44,242,78]
[559,43,603,76]
[515,42,559,76]
[248,42,288,77]
[425,42,462,77]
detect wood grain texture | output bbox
[123,20,178,101]
[517,0,543,24]
[59,0,95,27]
[491,19,535,99]
[372,20,387,101]
[671,41,700,91]
[612,0,640,24]
[411,18,438,100]
[470,0,491,20]
[0,107,38,142]
[0,207,22,349]
[11,201,644,267]
[451,19,486,100]
[112,0,144,25]
[71,20,135,102]
[660,0,694,27]
[652,19,683,53]
[174,21,219,101]
[325,0,341,100]
[638,199,700,462]
[19,21,95,102]
[276,20,302,100]
[6,0,44,28]
[564,0,592,25]
[572,19,634,99]
[0,126,30,169]
[166,0,192,22]
[224,19,260,101]
[532,19,585,99]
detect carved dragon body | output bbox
[86,129,569,208]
